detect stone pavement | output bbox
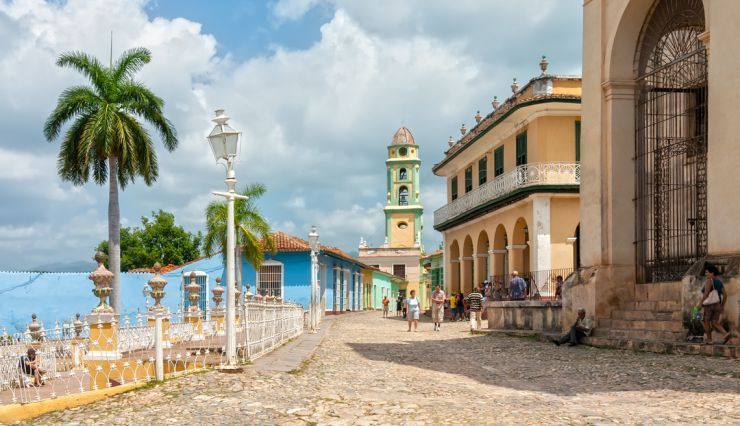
[253,317,334,373]
[25,311,740,425]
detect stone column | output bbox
[85,252,121,391]
[531,196,552,292]
[211,277,225,336]
[460,256,473,295]
[333,266,340,313]
[147,263,171,348]
[185,272,204,341]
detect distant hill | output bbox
[26,260,97,272]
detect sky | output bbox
[0,0,582,270]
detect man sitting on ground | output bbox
[19,348,46,386]
[553,308,593,346]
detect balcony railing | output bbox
[434,162,580,227]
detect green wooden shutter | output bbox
[478,156,487,185]
[494,147,504,176]
[516,131,527,166]
[575,120,581,162]
[451,176,458,200]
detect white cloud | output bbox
[272,0,321,21]
[0,0,582,268]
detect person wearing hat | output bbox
[19,348,46,386]
[508,271,527,301]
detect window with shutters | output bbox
[451,176,458,200]
[478,156,487,185]
[393,264,406,278]
[575,120,581,162]
[494,147,504,176]
[516,131,527,166]
[464,166,473,193]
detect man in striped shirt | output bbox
[467,287,484,331]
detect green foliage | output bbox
[44,47,178,188]
[96,210,201,271]
[203,183,275,269]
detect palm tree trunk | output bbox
[108,155,122,315]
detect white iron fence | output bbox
[0,299,305,405]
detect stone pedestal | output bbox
[211,310,225,336]
[186,312,204,341]
[147,309,171,348]
[84,312,122,390]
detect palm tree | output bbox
[204,183,275,292]
[44,48,178,314]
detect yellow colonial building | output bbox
[433,60,581,298]
[574,0,740,348]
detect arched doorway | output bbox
[476,230,490,287]
[449,240,460,294]
[635,0,707,283]
[492,225,508,285]
[462,236,474,295]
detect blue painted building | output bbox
[0,232,367,331]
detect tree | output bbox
[204,183,275,289]
[44,47,178,313]
[96,210,202,271]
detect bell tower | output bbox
[384,127,424,248]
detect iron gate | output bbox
[635,0,707,283]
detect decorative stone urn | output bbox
[27,313,43,342]
[148,263,168,313]
[212,277,224,311]
[73,313,84,337]
[185,271,201,314]
[89,252,114,313]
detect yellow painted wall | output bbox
[549,197,580,270]
[552,79,582,96]
[531,116,580,163]
[390,212,416,247]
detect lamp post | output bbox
[308,225,320,333]
[207,109,248,366]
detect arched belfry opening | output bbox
[635,0,707,283]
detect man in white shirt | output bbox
[553,308,593,346]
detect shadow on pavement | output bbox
[347,329,740,396]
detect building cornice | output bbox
[432,96,581,173]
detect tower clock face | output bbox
[399,147,408,156]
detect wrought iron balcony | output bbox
[434,162,580,227]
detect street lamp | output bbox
[308,225,320,333]
[207,109,248,367]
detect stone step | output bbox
[633,300,682,311]
[582,336,738,359]
[611,309,682,321]
[598,318,685,332]
[592,327,686,342]
[635,282,682,302]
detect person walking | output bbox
[508,271,527,301]
[382,296,390,318]
[700,263,731,345]
[467,287,484,331]
[456,292,465,321]
[406,290,421,332]
[396,295,403,317]
[431,285,446,331]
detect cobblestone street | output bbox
[29,311,739,425]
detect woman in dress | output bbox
[405,290,421,332]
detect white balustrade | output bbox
[434,162,580,226]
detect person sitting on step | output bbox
[553,308,593,347]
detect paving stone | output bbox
[25,312,740,425]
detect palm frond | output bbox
[44,86,101,141]
[111,47,151,84]
[56,51,108,96]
